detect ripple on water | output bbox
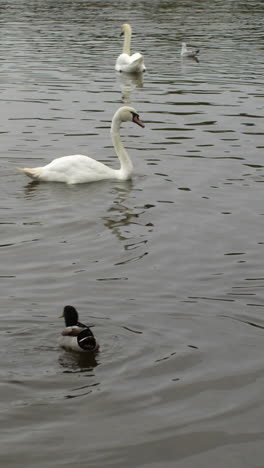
[1,1,264,467]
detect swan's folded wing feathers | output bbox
[130,52,144,62]
[115,53,131,70]
[115,53,145,72]
[42,154,116,183]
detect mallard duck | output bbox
[59,305,98,352]
[115,23,146,73]
[181,42,199,58]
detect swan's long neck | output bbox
[123,25,131,55]
[111,117,133,179]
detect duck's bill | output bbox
[58,314,64,318]
[132,114,145,128]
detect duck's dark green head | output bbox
[61,305,79,327]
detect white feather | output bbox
[115,24,146,73]
[18,106,144,184]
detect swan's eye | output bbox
[131,112,145,128]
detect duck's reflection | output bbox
[116,71,144,103]
[59,349,100,399]
[58,348,99,371]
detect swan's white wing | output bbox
[115,53,146,72]
[130,52,143,62]
[115,53,131,70]
[41,154,116,184]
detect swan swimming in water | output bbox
[181,42,199,58]
[115,23,146,73]
[17,106,144,184]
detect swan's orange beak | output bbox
[132,113,145,128]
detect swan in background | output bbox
[115,23,146,73]
[17,106,144,184]
[59,305,98,353]
[181,42,199,58]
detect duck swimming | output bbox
[59,305,98,352]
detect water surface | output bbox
[1,1,264,467]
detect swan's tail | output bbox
[17,167,42,180]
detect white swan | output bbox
[17,106,144,184]
[115,23,146,73]
[181,42,199,58]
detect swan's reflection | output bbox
[116,71,144,103]
[103,181,154,249]
[103,181,138,242]
[22,177,154,254]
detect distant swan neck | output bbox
[123,25,131,55]
[111,117,133,178]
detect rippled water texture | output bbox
[1,1,264,467]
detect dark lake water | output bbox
[1,1,264,466]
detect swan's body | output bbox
[59,305,98,353]
[181,42,199,58]
[115,23,146,73]
[18,106,144,184]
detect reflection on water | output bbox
[181,55,200,64]
[102,183,153,269]
[116,72,144,104]
[1,0,264,467]
[58,349,99,372]
[103,181,140,242]
[58,350,100,399]
[23,180,41,198]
